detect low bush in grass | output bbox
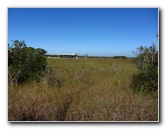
[45,65,62,87]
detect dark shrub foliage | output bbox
[132,43,158,97]
[112,56,128,59]
[8,40,47,86]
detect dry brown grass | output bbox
[8,58,158,121]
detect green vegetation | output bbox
[8,58,158,121]
[132,43,158,97]
[112,56,128,59]
[8,40,47,86]
[8,39,158,121]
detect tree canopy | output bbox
[8,40,47,86]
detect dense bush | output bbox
[112,56,128,59]
[132,43,158,97]
[8,40,47,86]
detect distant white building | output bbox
[59,53,79,58]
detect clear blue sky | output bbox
[8,8,158,57]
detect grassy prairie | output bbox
[8,58,158,121]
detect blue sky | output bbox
[8,8,158,57]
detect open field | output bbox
[8,58,158,121]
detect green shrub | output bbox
[112,56,128,59]
[8,40,47,86]
[132,43,158,97]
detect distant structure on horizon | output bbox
[59,53,79,58]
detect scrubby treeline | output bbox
[112,56,128,59]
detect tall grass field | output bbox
[8,58,158,121]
